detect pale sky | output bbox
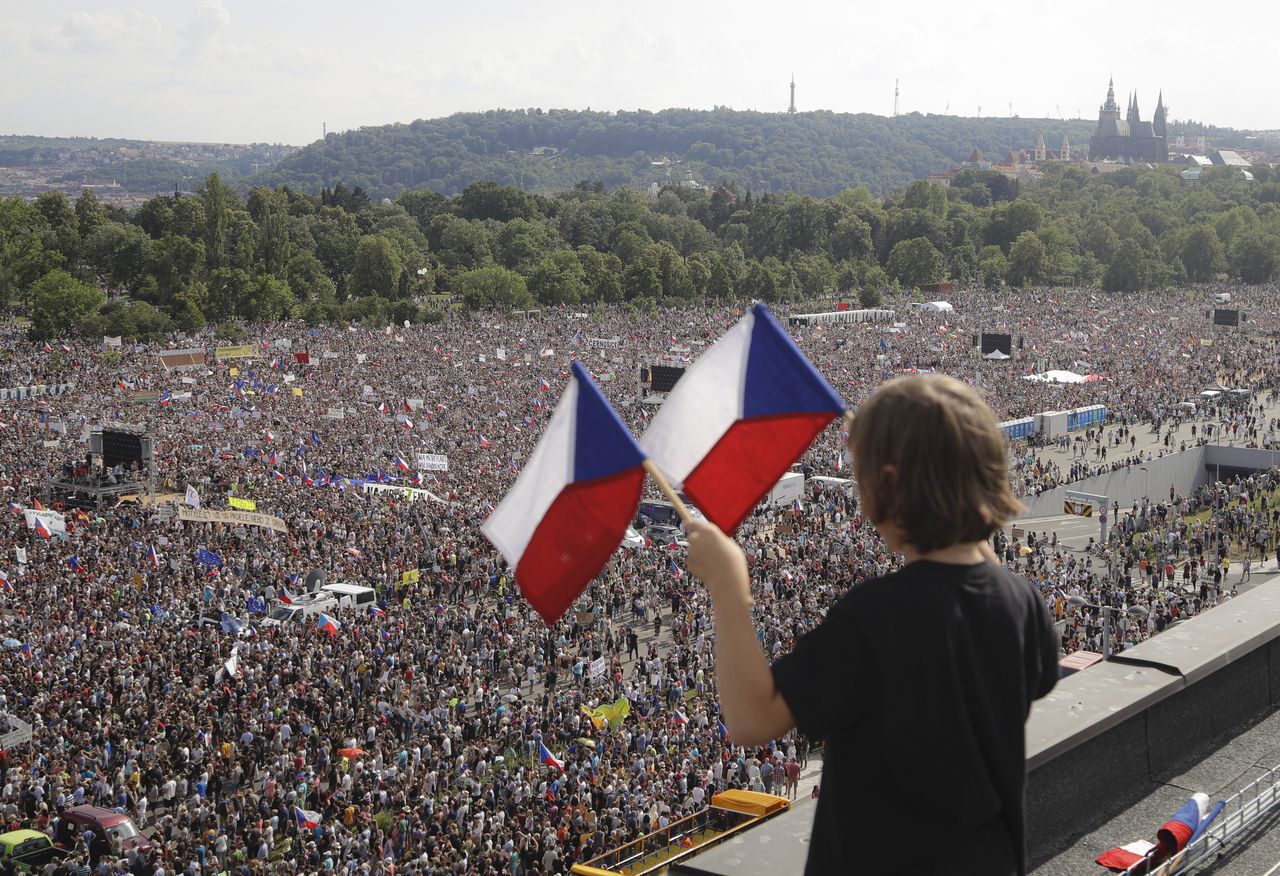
[2,0,1276,146]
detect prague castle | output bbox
[1088,78,1168,163]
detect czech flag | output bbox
[539,741,564,771]
[0,571,12,593]
[669,558,684,581]
[404,400,414,413]
[7,502,22,515]
[369,605,385,617]
[638,303,845,535]
[402,417,414,431]
[1095,841,1157,871]
[159,390,171,406]
[294,807,322,830]
[316,613,340,635]
[482,362,646,624]
[33,519,52,540]
[67,554,83,571]
[271,469,285,480]
[147,544,160,569]
[1157,792,1224,855]
[478,434,490,448]
[264,429,276,443]
[673,710,689,726]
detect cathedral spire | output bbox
[1153,89,1166,137]
[1103,77,1118,113]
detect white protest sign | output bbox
[415,453,448,472]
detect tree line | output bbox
[253,108,1110,199]
[2,161,1280,340]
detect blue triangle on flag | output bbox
[743,303,846,419]
[570,362,645,483]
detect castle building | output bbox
[1088,78,1167,163]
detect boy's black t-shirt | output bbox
[771,560,1058,875]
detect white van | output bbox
[321,582,378,609]
[262,592,339,626]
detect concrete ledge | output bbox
[1026,576,1280,866]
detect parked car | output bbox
[53,806,149,864]
[0,829,70,874]
[645,525,683,546]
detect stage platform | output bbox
[45,476,145,510]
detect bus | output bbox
[570,790,791,876]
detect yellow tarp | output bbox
[710,789,791,818]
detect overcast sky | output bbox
[2,0,1276,146]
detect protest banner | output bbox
[23,509,67,536]
[359,482,446,504]
[178,506,288,533]
[216,345,256,360]
[228,497,257,511]
[415,453,448,472]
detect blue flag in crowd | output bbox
[197,548,223,567]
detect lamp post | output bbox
[1066,595,1149,659]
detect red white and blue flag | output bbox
[316,613,340,635]
[32,519,52,540]
[295,807,323,830]
[395,456,410,473]
[482,362,646,624]
[147,544,160,569]
[638,303,845,534]
[539,741,564,771]
[669,558,684,581]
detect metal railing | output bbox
[1123,762,1280,875]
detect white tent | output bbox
[983,349,1011,360]
[920,301,954,313]
[1023,370,1086,384]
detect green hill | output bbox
[253,108,1101,198]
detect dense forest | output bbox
[254,109,1112,199]
[2,160,1279,341]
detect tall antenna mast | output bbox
[322,122,327,139]
[788,74,796,114]
[893,79,900,117]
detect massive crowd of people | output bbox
[0,284,1278,874]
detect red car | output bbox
[55,806,150,861]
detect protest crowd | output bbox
[0,284,1278,875]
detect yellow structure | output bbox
[570,791,790,876]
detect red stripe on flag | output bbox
[516,468,644,624]
[683,413,833,534]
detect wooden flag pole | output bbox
[642,460,694,525]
